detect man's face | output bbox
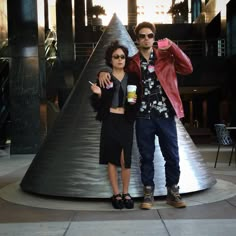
[137,27,155,50]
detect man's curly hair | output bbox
[134,22,156,39]
[105,40,129,68]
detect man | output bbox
[98,22,193,209]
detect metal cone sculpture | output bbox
[20,14,216,198]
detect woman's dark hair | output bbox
[134,21,156,39]
[105,40,129,68]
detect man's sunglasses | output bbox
[112,54,126,60]
[138,33,154,39]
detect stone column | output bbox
[128,0,137,28]
[86,0,93,26]
[56,0,75,65]
[44,0,49,34]
[55,0,75,108]
[7,0,45,154]
[202,99,208,128]
[189,100,193,127]
[74,0,85,42]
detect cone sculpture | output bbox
[20,14,216,198]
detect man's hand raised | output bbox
[98,71,111,88]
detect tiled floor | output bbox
[0,145,236,236]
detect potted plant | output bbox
[168,0,188,23]
[87,5,106,26]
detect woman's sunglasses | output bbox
[112,54,126,60]
[138,33,154,39]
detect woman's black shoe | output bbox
[111,194,124,209]
[122,193,134,209]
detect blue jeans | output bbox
[135,114,180,188]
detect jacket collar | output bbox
[132,47,159,62]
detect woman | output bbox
[90,40,141,209]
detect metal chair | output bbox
[214,124,236,168]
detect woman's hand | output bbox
[98,72,111,88]
[128,94,137,105]
[90,83,102,97]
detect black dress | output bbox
[90,72,141,168]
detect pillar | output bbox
[127,0,137,28]
[202,99,207,128]
[44,0,49,34]
[189,100,193,127]
[74,0,85,42]
[56,0,74,65]
[55,0,75,108]
[87,0,93,26]
[7,0,45,154]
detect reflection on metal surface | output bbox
[20,14,216,198]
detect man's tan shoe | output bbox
[166,185,186,208]
[140,186,154,210]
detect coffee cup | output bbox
[127,85,137,103]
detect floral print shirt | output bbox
[137,50,175,119]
